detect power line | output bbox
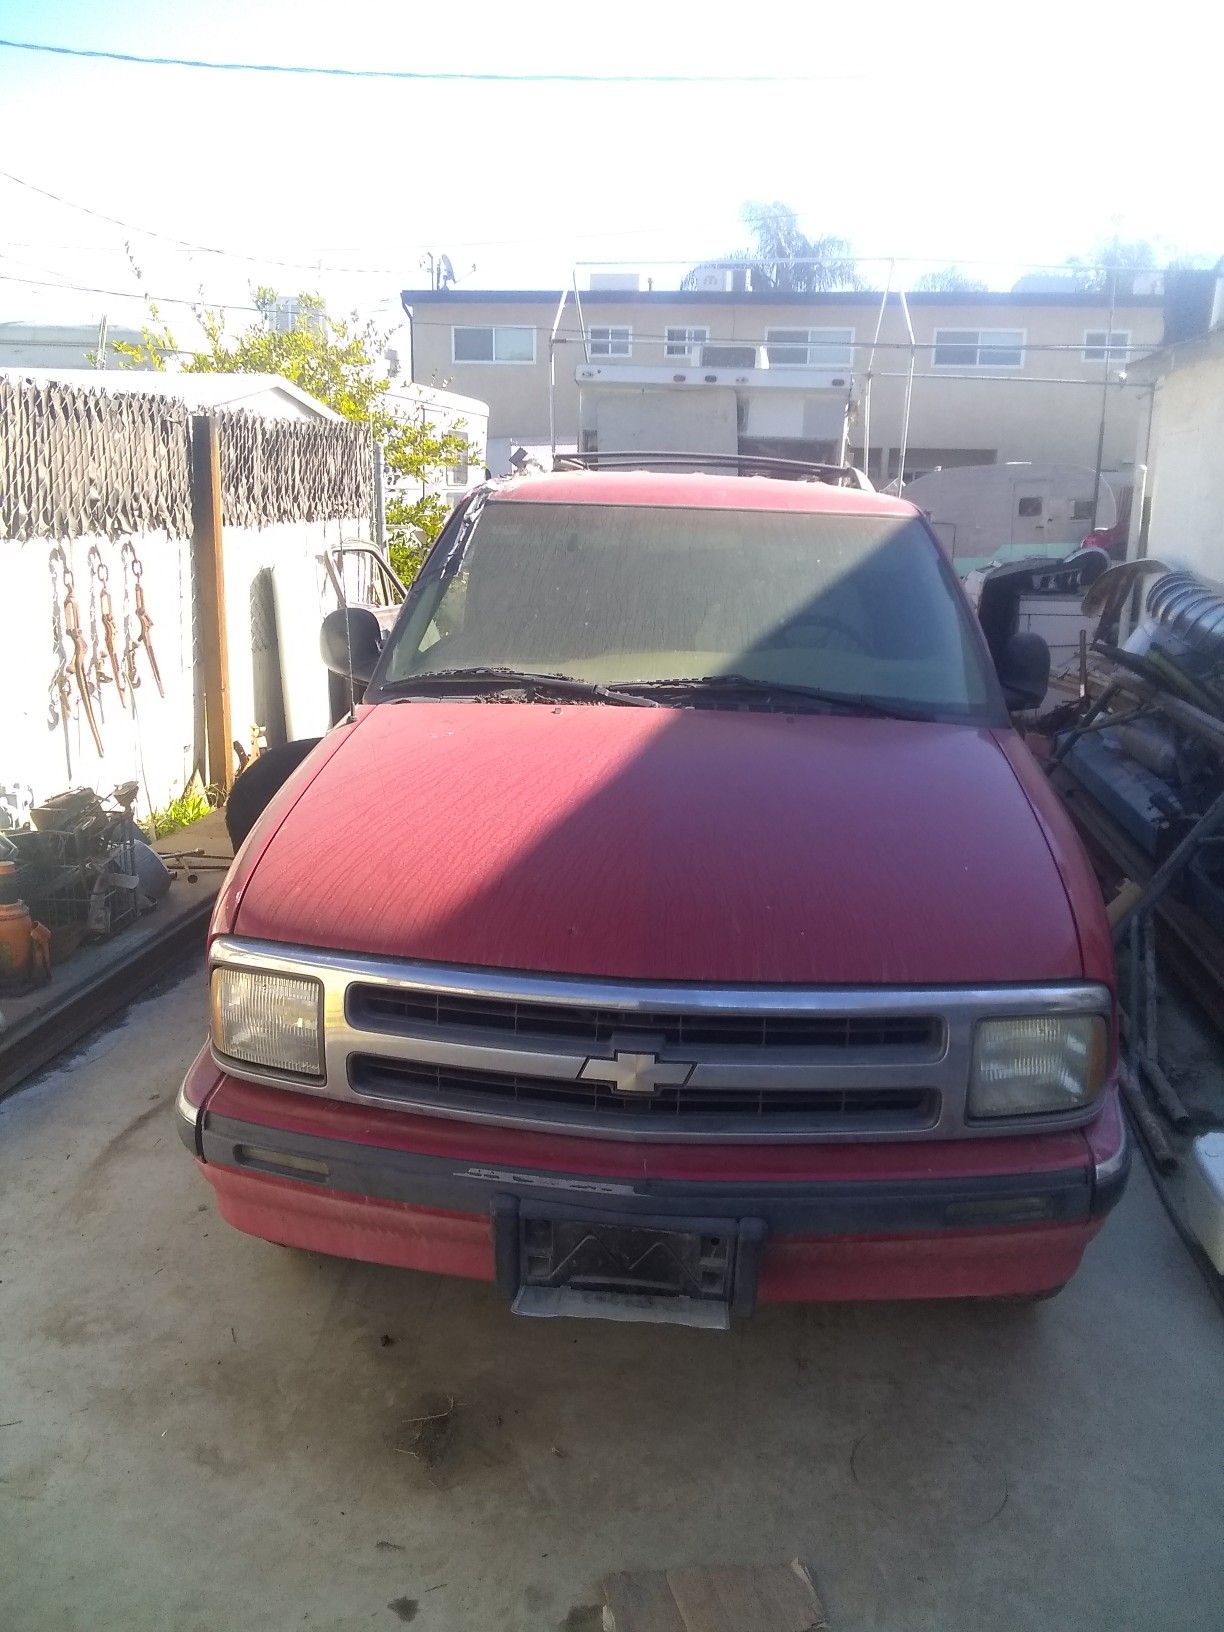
[0,268,264,314]
[0,36,866,85]
[0,169,866,270]
[0,168,384,275]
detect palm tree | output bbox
[682,202,862,293]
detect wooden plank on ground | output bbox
[603,1561,827,1632]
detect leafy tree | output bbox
[683,201,862,293]
[911,266,988,293]
[112,290,475,579]
[1064,236,1162,295]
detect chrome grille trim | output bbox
[209,936,1112,1144]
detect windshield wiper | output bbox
[614,674,935,720]
[380,667,661,707]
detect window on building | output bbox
[588,325,632,358]
[701,344,758,368]
[665,325,709,361]
[932,329,1025,369]
[765,328,855,368]
[1084,330,1131,362]
[451,325,536,363]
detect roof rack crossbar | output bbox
[552,451,871,487]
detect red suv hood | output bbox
[233,701,1083,985]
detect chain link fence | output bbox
[1,377,373,542]
[214,410,372,528]
[1,378,192,541]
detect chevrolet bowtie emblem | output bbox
[579,1043,695,1096]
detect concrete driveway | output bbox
[2,969,1221,1632]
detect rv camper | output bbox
[903,461,1127,573]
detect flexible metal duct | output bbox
[1145,572,1224,660]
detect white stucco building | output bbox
[1126,272,1224,584]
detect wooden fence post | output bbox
[190,414,233,794]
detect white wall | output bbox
[2,517,357,823]
[2,530,195,825]
[1142,352,1224,583]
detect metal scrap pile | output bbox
[1039,566,1224,1169]
[0,784,170,970]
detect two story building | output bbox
[401,283,1164,485]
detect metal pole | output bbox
[895,288,916,491]
[1090,269,1117,529]
[860,260,894,479]
[548,286,570,461]
[95,314,107,367]
[372,443,386,553]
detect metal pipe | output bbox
[548,286,570,460]
[1108,675,1224,759]
[1119,1062,1178,1171]
[860,260,894,478]
[572,269,587,364]
[1112,784,1224,940]
[372,444,385,553]
[1141,1055,1193,1131]
[1090,269,1117,529]
[1050,679,1122,763]
[895,287,916,489]
[1129,992,1194,1135]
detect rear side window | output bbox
[381,502,997,718]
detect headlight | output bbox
[968,1013,1107,1118]
[210,967,324,1078]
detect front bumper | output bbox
[179,1054,1130,1306]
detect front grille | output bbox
[349,1054,939,1130]
[347,985,942,1053]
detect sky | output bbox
[0,0,1221,344]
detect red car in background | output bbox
[179,458,1128,1327]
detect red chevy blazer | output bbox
[179,463,1127,1327]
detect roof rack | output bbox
[552,451,873,489]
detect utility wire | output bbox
[0,36,866,84]
[0,169,879,271]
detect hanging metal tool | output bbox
[95,555,127,705]
[121,541,164,698]
[48,550,71,738]
[85,546,113,723]
[48,547,103,757]
[61,556,104,757]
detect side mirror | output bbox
[996,631,1050,713]
[320,607,383,683]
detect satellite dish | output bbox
[438,254,456,289]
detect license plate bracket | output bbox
[492,1197,765,1327]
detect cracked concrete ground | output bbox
[2,968,1221,1632]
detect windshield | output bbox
[376,500,999,718]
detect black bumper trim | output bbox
[188,1103,1119,1238]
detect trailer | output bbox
[903,460,1127,573]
